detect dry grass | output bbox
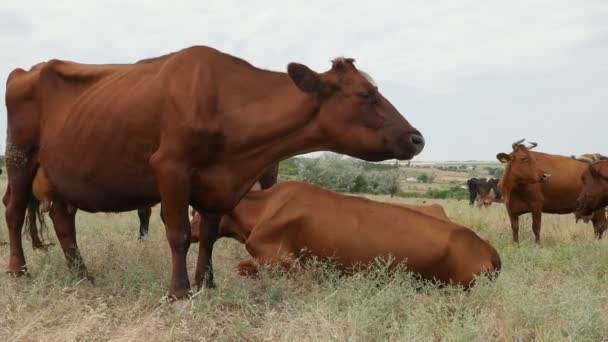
[1,178,607,341]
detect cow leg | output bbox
[137,207,152,240]
[508,213,520,243]
[241,230,298,275]
[531,210,542,244]
[237,256,299,277]
[194,214,220,289]
[49,200,91,280]
[5,156,39,275]
[5,184,30,275]
[591,210,607,239]
[237,259,259,276]
[153,160,192,299]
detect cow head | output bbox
[496,139,551,187]
[189,210,246,244]
[487,178,503,202]
[476,187,497,207]
[574,157,608,217]
[287,58,424,161]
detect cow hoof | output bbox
[237,260,259,277]
[203,278,216,289]
[33,242,54,251]
[6,265,29,277]
[73,270,94,284]
[164,287,193,301]
[160,294,179,304]
[86,274,96,284]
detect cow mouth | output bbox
[389,131,425,160]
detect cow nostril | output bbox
[411,134,424,146]
[409,133,425,155]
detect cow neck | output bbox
[216,71,326,184]
[223,71,325,154]
[225,192,268,238]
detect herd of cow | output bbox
[466,142,607,242]
[2,46,607,301]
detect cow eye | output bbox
[356,92,372,100]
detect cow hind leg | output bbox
[49,200,91,281]
[5,185,30,275]
[5,161,40,275]
[137,207,152,240]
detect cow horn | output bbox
[511,138,525,150]
[573,155,594,163]
[527,142,538,150]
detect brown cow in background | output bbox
[572,155,608,219]
[497,139,607,243]
[191,182,501,289]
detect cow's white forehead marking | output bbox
[358,69,377,87]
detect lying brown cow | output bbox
[191,182,501,289]
[572,155,608,218]
[497,139,607,242]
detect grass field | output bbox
[1,177,607,341]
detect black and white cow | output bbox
[467,177,502,207]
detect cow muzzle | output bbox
[390,131,426,160]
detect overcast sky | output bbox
[1,1,606,161]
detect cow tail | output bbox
[24,198,49,250]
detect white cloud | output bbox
[1,0,607,160]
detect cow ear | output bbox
[496,153,511,163]
[592,162,608,179]
[287,63,321,93]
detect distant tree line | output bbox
[279,153,400,196]
[276,154,478,200]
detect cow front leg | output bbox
[508,213,520,243]
[49,200,91,281]
[531,210,542,244]
[194,214,220,289]
[153,160,192,300]
[237,256,300,277]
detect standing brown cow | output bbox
[572,155,608,218]
[497,139,607,243]
[190,182,500,289]
[4,46,424,299]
